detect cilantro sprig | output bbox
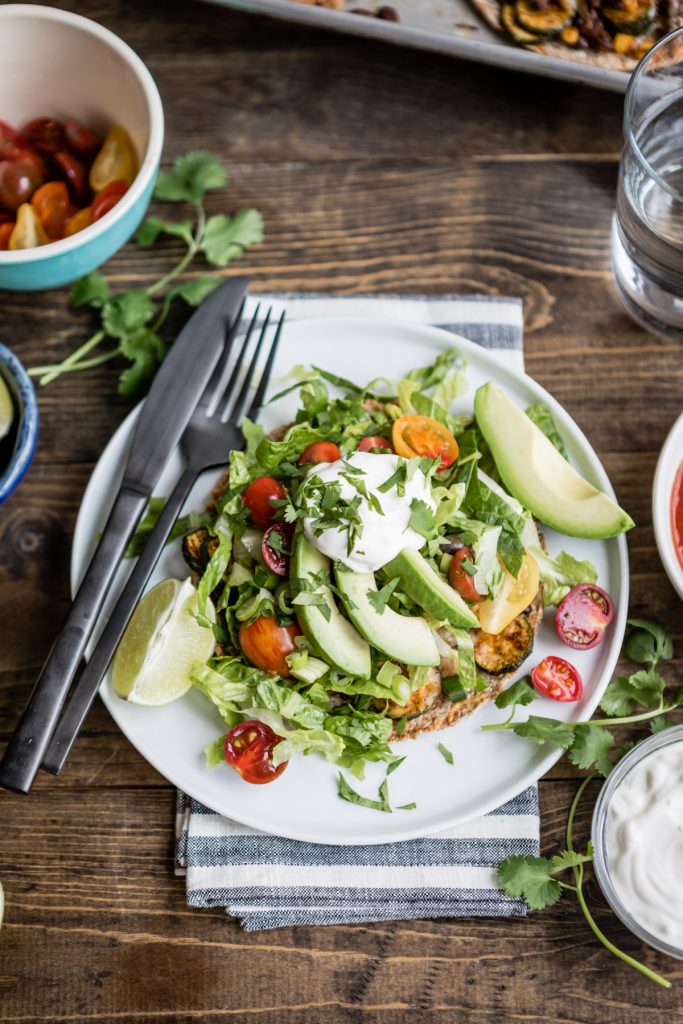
[495,619,679,988]
[29,152,263,397]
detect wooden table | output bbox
[1,1,682,1020]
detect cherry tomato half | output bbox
[358,435,392,453]
[531,656,583,702]
[53,151,87,200]
[239,615,302,676]
[21,117,65,154]
[0,222,14,250]
[448,545,480,604]
[555,584,614,651]
[242,476,286,530]
[224,719,287,784]
[90,179,127,223]
[8,203,49,250]
[63,206,92,237]
[89,125,138,191]
[392,415,459,469]
[31,181,70,240]
[262,522,294,577]
[64,117,101,161]
[298,441,341,465]
[0,158,44,213]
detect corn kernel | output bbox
[561,25,580,44]
[614,32,634,54]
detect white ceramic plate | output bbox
[72,317,629,844]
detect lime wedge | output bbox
[0,375,13,441]
[112,577,216,706]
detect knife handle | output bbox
[0,484,148,794]
[41,466,199,776]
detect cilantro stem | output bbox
[482,701,670,734]
[565,772,671,990]
[147,201,204,298]
[29,328,106,385]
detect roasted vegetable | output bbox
[501,4,544,42]
[474,614,534,676]
[515,0,576,36]
[182,527,218,576]
[603,0,654,34]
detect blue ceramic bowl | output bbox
[0,343,38,503]
[0,5,164,291]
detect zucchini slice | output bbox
[603,1,654,35]
[515,0,576,37]
[474,614,534,676]
[182,527,218,576]
[501,4,544,43]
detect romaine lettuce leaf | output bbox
[272,729,345,767]
[531,547,598,607]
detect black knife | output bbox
[0,276,249,794]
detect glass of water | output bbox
[612,29,683,337]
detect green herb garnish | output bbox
[437,742,454,765]
[367,577,401,615]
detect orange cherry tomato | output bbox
[239,615,302,676]
[358,435,392,453]
[63,206,92,237]
[90,180,127,223]
[298,441,341,465]
[392,415,459,469]
[0,221,14,250]
[31,181,70,239]
[448,545,480,603]
[8,203,49,249]
[89,125,138,191]
[242,476,286,530]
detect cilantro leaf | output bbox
[549,847,593,872]
[70,271,111,309]
[512,716,574,749]
[495,677,536,711]
[497,855,562,910]
[102,291,158,339]
[135,217,193,247]
[367,577,401,615]
[624,619,673,666]
[569,724,614,776]
[437,742,454,765]
[409,498,437,539]
[200,209,264,266]
[171,276,222,307]
[154,150,227,203]
[117,329,166,399]
[599,668,665,717]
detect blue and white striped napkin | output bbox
[175,293,540,931]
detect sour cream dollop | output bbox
[302,451,435,573]
[606,742,683,949]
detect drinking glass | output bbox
[612,29,683,337]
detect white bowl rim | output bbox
[0,4,164,265]
[652,410,683,601]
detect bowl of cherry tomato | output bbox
[0,5,164,291]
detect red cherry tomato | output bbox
[298,441,341,465]
[0,222,14,250]
[239,615,301,676]
[90,179,127,223]
[0,120,22,161]
[21,117,65,154]
[31,181,70,240]
[242,476,286,530]
[555,584,614,651]
[531,656,583,702]
[0,158,44,212]
[358,435,393,453]
[262,522,294,577]
[64,117,101,160]
[448,545,480,603]
[224,719,287,784]
[53,151,87,200]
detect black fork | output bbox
[41,305,285,775]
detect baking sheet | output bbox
[204,0,630,91]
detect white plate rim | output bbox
[71,316,629,844]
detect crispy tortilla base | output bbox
[469,0,675,71]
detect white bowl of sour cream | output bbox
[592,725,683,959]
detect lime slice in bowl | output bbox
[0,374,13,441]
[112,577,216,707]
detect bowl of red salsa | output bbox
[653,411,683,601]
[0,5,163,291]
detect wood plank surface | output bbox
[1,1,682,1022]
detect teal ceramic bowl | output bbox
[0,5,164,291]
[0,342,38,503]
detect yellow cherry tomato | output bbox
[392,415,459,469]
[8,203,50,250]
[63,206,92,237]
[89,125,138,192]
[477,553,540,635]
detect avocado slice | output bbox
[474,383,634,539]
[291,534,371,678]
[335,567,440,667]
[382,549,480,630]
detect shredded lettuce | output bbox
[473,524,504,598]
[204,735,227,768]
[453,629,477,691]
[197,514,232,624]
[531,547,598,607]
[272,729,345,767]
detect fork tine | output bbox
[214,302,261,416]
[198,297,246,410]
[224,306,272,423]
[246,310,285,419]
